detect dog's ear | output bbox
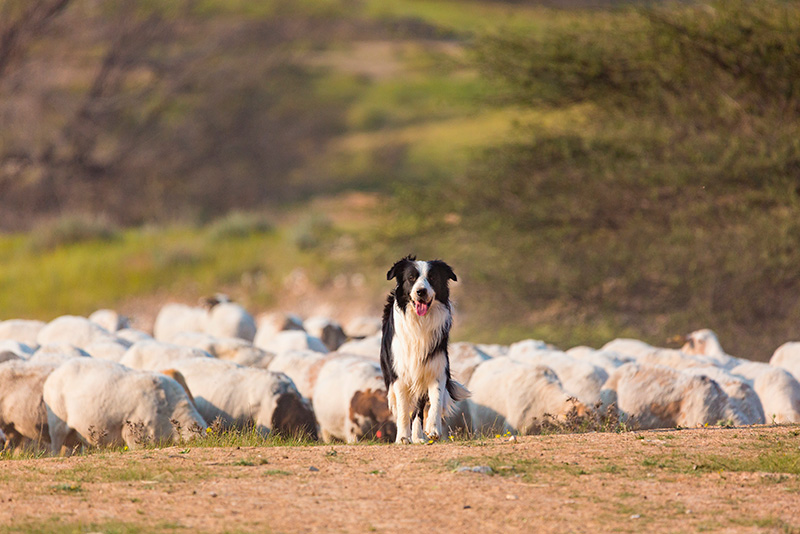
[430,260,457,282]
[386,255,416,281]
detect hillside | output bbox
[1,0,800,359]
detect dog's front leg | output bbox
[424,379,445,441]
[392,383,412,444]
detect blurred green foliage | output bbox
[389,0,800,358]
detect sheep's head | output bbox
[682,329,724,356]
[349,389,397,442]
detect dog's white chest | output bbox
[390,301,450,397]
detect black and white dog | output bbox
[380,256,470,443]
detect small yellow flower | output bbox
[495,434,501,439]
[206,427,212,433]
[123,446,128,451]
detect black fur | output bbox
[380,292,397,391]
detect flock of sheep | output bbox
[2,295,800,454]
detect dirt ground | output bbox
[2,426,800,533]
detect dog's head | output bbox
[387,255,457,317]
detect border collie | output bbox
[380,255,470,444]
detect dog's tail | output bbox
[443,378,471,416]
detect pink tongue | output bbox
[415,301,430,316]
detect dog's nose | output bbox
[416,288,427,298]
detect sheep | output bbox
[467,358,586,435]
[566,346,631,374]
[0,340,32,363]
[204,297,257,341]
[36,315,126,350]
[43,358,206,454]
[448,342,492,385]
[303,316,347,351]
[336,334,381,361]
[254,311,305,346]
[508,346,609,406]
[83,339,130,362]
[255,330,328,355]
[153,303,208,342]
[770,342,800,383]
[165,357,317,439]
[88,309,130,332]
[441,342,490,435]
[0,340,35,359]
[680,329,742,369]
[475,344,510,358]
[118,340,212,371]
[600,338,658,359]
[680,366,765,425]
[267,350,334,399]
[170,332,275,369]
[312,356,396,443]
[600,363,752,430]
[731,361,800,424]
[160,369,196,405]
[0,360,57,450]
[344,316,382,339]
[0,319,46,347]
[115,328,153,345]
[28,344,90,366]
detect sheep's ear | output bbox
[430,260,457,282]
[386,255,415,281]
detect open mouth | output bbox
[414,299,432,317]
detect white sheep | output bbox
[119,340,212,371]
[600,362,752,429]
[255,330,328,355]
[254,311,305,346]
[88,309,130,332]
[566,346,631,374]
[170,332,275,369]
[115,328,153,345]
[165,357,317,439]
[680,366,765,425]
[0,340,35,360]
[448,342,492,385]
[600,338,658,359]
[28,344,90,365]
[205,299,257,341]
[770,342,800,383]
[36,315,125,350]
[731,361,800,423]
[344,316,382,339]
[303,316,347,351]
[680,329,742,369]
[508,347,608,406]
[312,356,395,443]
[267,350,334,399]
[152,303,208,342]
[336,334,381,361]
[0,319,46,347]
[468,358,586,435]
[0,360,57,449]
[43,358,206,454]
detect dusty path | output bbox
[2,426,800,533]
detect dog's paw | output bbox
[399,436,411,445]
[424,431,441,443]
